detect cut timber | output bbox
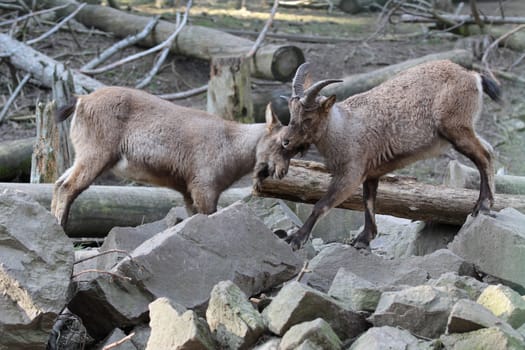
[207,56,253,122]
[254,159,525,225]
[29,0,304,81]
[322,49,473,100]
[0,183,251,238]
[31,101,61,184]
[0,33,104,94]
[0,138,33,181]
[445,160,525,195]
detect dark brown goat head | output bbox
[282,62,342,152]
[253,103,292,191]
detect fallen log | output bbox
[401,14,525,26]
[0,138,33,181]
[0,33,104,94]
[0,183,251,238]
[254,159,525,225]
[445,160,525,195]
[26,0,304,81]
[322,49,474,100]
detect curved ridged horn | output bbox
[292,62,310,97]
[300,79,343,109]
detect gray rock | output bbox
[427,272,488,300]
[97,206,186,271]
[244,196,302,234]
[446,299,522,340]
[328,268,384,312]
[369,285,461,338]
[293,340,325,350]
[0,191,74,350]
[279,318,342,350]
[262,281,369,340]
[67,275,152,340]
[74,248,100,276]
[206,280,266,350]
[477,284,525,329]
[441,327,525,350]
[449,208,525,292]
[96,328,137,350]
[252,337,280,350]
[146,297,215,350]
[349,326,432,350]
[306,244,474,292]
[129,325,151,350]
[116,202,301,313]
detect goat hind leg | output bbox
[351,178,379,250]
[51,166,73,217]
[445,128,495,215]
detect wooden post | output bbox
[30,69,75,184]
[207,55,254,122]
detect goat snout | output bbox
[281,139,290,148]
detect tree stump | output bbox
[30,69,75,184]
[207,55,254,122]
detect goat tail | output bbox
[55,96,78,123]
[480,74,502,104]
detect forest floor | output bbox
[1,0,525,183]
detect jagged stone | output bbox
[244,196,302,234]
[206,280,266,350]
[349,326,433,350]
[252,337,280,350]
[116,202,301,313]
[262,281,369,340]
[0,191,74,350]
[449,208,525,292]
[328,268,385,312]
[305,244,474,292]
[74,248,100,277]
[96,206,186,271]
[146,297,215,350]
[67,275,152,340]
[95,328,137,350]
[129,325,151,350]
[447,299,522,340]
[441,327,525,350]
[279,318,342,350]
[369,285,461,338]
[427,272,488,300]
[477,284,525,329]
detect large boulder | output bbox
[440,327,525,350]
[279,318,342,350]
[206,280,266,350]
[0,191,74,349]
[449,208,525,292]
[146,297,215,350]
[369,285,463,338]
[262,281,369,340]
[116,202,301,312]
[305,244,474,292]
[477,284,525,329]
[349,326,433,350]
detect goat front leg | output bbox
[286,172,364,251]
[351,178,379,250]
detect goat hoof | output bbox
[284,235,303,251]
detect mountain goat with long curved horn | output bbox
[266,60,501,250]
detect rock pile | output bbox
[2,190,525,349]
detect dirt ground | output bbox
[1,0,525,183]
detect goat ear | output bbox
[265,103,282,131]
[321,95,337,113]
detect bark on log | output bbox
[0,33,104,94]
[445,160,525,195]
[0,138,33,181]
[27,0,305,81]
[401,14,525,26]
[322,49,474,100]
[254,159,525,225]
[0,183,251,238]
